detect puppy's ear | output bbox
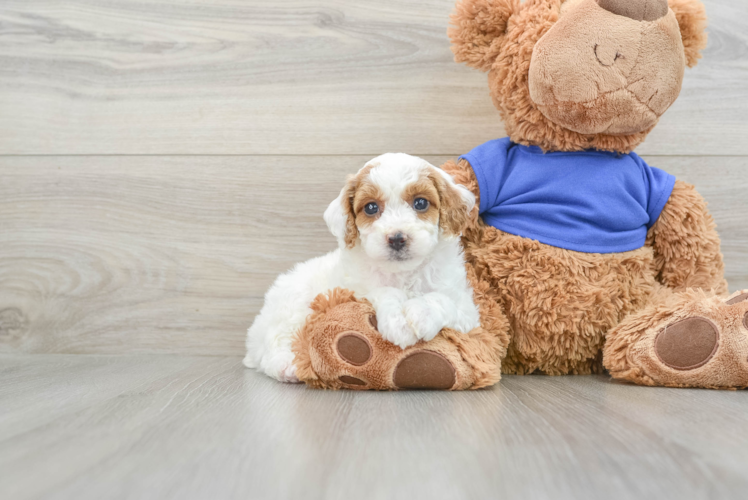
[429,167,476,237]
[324,176,359,248]
[448,0,520,72]
[668,0,708,68]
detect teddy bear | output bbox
[291,0,748,390]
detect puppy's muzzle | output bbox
[387,232,408,252]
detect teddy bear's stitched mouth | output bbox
[594,43,623,67]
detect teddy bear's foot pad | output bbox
[336,332,372,366]
[393,351,456,390]
[339,375,366,386]
[654,317,719,370]
[726,292,748,306]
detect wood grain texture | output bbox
[1,354,747,500]
[0,0,746,155]
[0,155,745,355]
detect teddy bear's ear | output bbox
[668,0,708,67]
[448,0,520,72]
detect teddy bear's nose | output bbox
[597,0,668,21]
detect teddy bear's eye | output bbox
[413,198,429,212]
[364,202,379,216]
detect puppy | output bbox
[244,153,481,382]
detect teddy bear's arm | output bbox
[646,179,728,295]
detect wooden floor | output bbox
[1,354,747,500]
[1,1,747,498]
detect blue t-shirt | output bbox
[459,138,676,254]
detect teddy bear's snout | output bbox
[597,0,668,22]
[527,0,686,135]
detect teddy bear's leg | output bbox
[292,283,509,391]
[603,285,748,389]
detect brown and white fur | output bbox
[244,153,480,382]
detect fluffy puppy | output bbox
[244,153,481,382]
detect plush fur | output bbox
[283,0,748,391]
[254,0,748,390]
[245,153,481,382]
[443,0,746,389]
[440,161,745,387]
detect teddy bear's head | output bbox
[449,0,707,152]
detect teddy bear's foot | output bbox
[335,332,457,389]
[604,288,748,389]
[292,288,505,390]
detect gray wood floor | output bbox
[1,354,747,500]
[1,0,747,498]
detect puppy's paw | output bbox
[277,363,300,384]
[261,351,301,383]
[378,311,419,349]
[404,298,445,342]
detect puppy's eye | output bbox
[413,198,429,212]
[364,202,379,216]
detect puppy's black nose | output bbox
[388,233,407,251]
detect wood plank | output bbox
[0,155,745,355]
[1,354,747,500]
[0,0,745,155]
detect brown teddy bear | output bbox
[292,0,748,390]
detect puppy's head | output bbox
[324,153,475,267]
